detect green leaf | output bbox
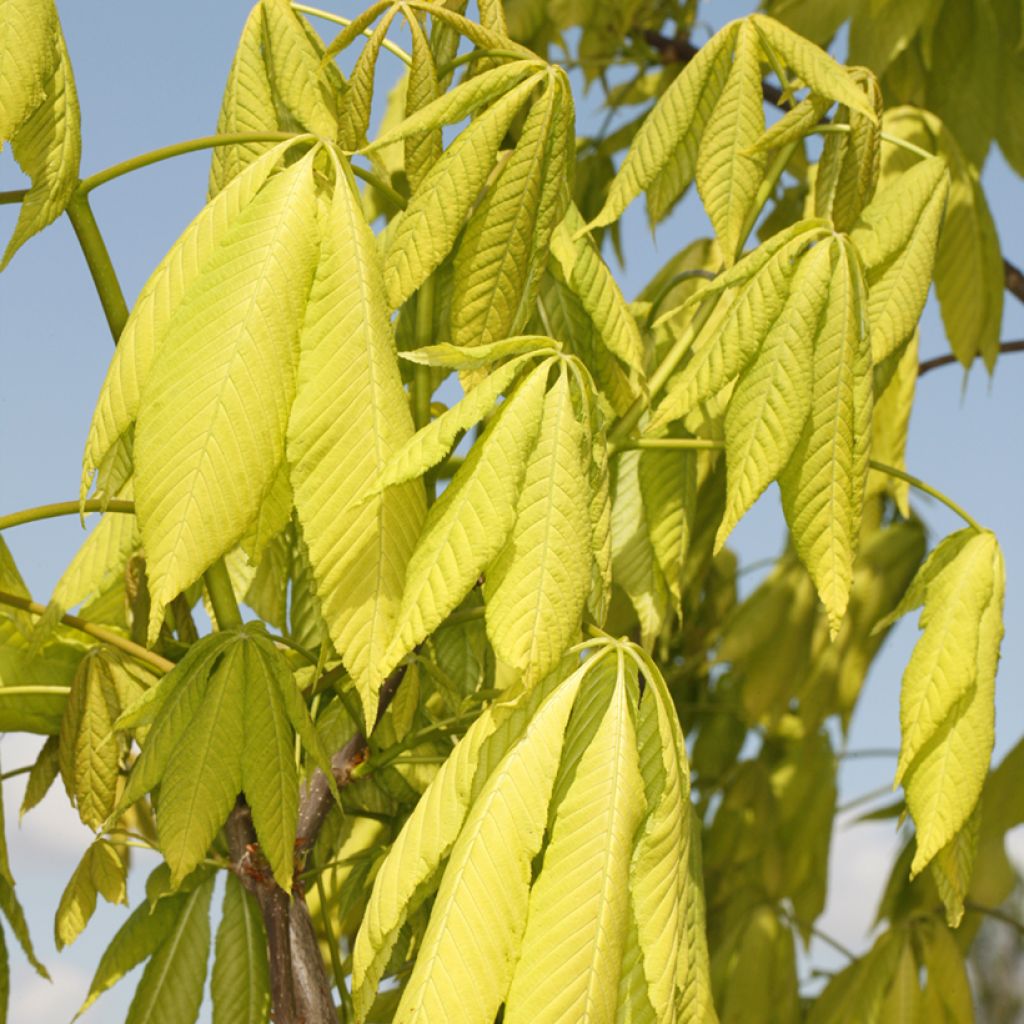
[52,504,139,613]
[898,530,1004,875]
[453,74,568,350]
[0,0,57,142]
[716,241,832,549]
[869,330,917,517]
[930,805,979,928]
[125,875,214,1024]
[378,360,551,679]
[486,369,593,685]
[212,874,270,1024]
[135,152,319,639]
[383,73,540,308]
[589,24,737,229]
[157,644,246,885]
[338,6,400,151]
[780,237,872,636]
[260,0,342,139]
[54,839,127,950]
[401,335,557,369]
[849,156,949,362]
[505,654,645,1022]
[19,735,59,817]
[287,161,426,727]
[0,876,48,978]
[403,11,442,191]
[2,15,80,267]
[696,22,766,264]
[208,5,279,197]
[83,140,294,501]
[391,655,593,1023]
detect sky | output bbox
[0,1,1022,1020]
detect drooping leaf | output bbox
[54,839,127,950]
[287,160,426,727]
[212,873,270,1024]
[869,330,917,517]
[134,151,319,639]
[19,735,59,818]
[486,369,593,685]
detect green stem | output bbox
[964,902,1024,936]
[612,437,724,454]
[0,590,173,673]
[737,138,800,257]
[809,123,935,162]
[0,499,134,532]
[65,192,130,341]
[0,685,71,697]
[436,48,531,77]
[314,870,352,1019]
[643,269,717,329]
[292,4,412,64]
[413,277,436,430]
[0,764,32,782]
[79,132,302,194]
[868,459,984,532]
[0,189,27,205]
[350,163,407,210]
[203,560,244,631]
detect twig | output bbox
[918,339,1024,376]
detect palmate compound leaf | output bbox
[848,155,949,363]
[382,72,542,309]
[2,7,80,268]
[375,359,553,681]
[715,240,832,550]
[82,139,301,503]
[485,367,593,686]
[134,149,320,640]
[890,529,1005,875]
[780,236,873,637]
[287,156,426,728]
[212,873,270,1024]
[452,70,571,350]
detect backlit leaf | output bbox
[0,0,57,142]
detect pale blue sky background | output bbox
[0,1,1021,1019]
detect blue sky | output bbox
[1,1,1022,1019]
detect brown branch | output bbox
[641,29,1024,308]
[918,339,1024,377]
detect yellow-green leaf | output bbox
[52,502,138,613]
[212,870,270,1024]
[135,152,319,639]
[0,0,57,141]
[54,839,126,950]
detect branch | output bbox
[918,339,1024,377]
[0,498,134,532]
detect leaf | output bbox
[899,530,1004,875]
[208,5,279,197]
[505,654,645,1022]
[383,73,540,308]
[0,876,48,978]
[401,335,556,369]
[260,0,342,139]
[125,875,214,1024]
[930,805,979,928]
[55,839,127,950]
[0,0,57,142]
[52,505,139,613]
[135,152,319,639]
[552,204,645,376]
[589,25,737,229]
[391,656,593,1023]
[338,6,400,151]
[403,11,442,191]
[379,361,551,679]
[212,874,270,1024]
[486,369,593,684]
[696,22,766,264]
[20,735,59,818]
[780,238,872,636]
[157,643,245,886]
[2,15,80,267]
[375,354,534,493]
[869,330,917,517]
[287,161,426,727]
[848,156,949,362]
[715,241,832,549]
[453,74,566,350]
[82,141,294,501]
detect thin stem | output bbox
[436,48,530,77]
[612,436,724,454]
[880,130,934,161]
[268,633,319,665]
[643,269,717,329]
[314,870,351,1019]
[807,923,858,963]
[838,748,898,760]
[868,459,984,532]
[0,764,32,782]
[293,4,412,64]
[836,784,894,815]
[918,339,1024,376]
[737,138,800,256]
[203,560,244,631]
[0,590,173,673]
[350,163,407,209]
[79,132,302,194]
[0,499,134,532]
[965,901,1024,935]
[0,189,27,205]
[0,685,71,697]
[65,193,130,340]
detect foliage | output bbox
[0,0,1021,1020]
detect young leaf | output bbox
[338,6,399,151]
[212,873,270,1024]
[716,241,832,549]
[134,151,319,639]
[208,5,279,197]
[54,839,127,950]
[2,16,80,267]
[378,360,551,679]
[504,654,645,1022]
[125,875,214,1024]
[383,73,541,308]
[404,11,442,191]
[695,21,766,264]
[0,0,57,142]
[486,369,593,685]
[401,335,556,369]
[780,237,872,636]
